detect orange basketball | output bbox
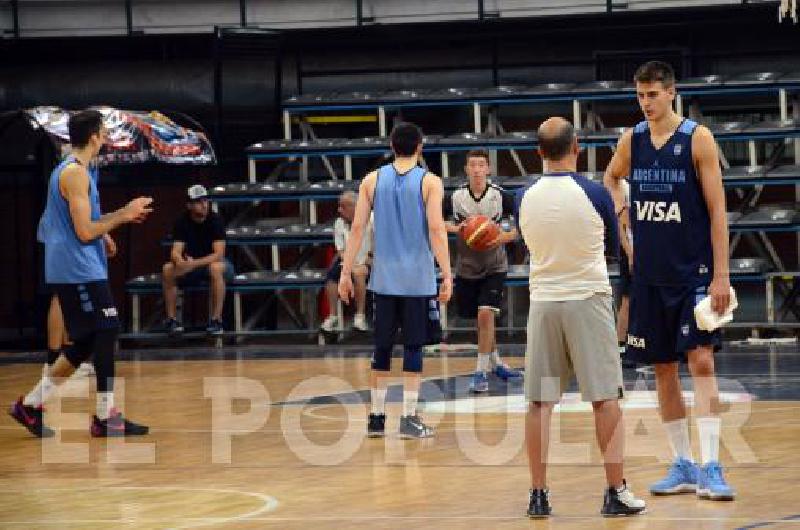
[460,215,501,251]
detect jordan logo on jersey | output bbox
[634,201,682,223]
[674,144,683,156]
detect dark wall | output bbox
[1,3,799,345]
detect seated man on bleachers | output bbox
[162,184,232,337]
[321,191,371,332]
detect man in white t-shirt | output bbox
[321,191,371,332]
[516,117,645,518]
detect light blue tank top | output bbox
[38,156,107,283]
[368,163,437,296]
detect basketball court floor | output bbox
[0,342,798,529]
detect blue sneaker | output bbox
[470,372,489,393]
[206,319,224,336]
[493,364,522,381]
[649,457,698,495]
[697,461,735,501]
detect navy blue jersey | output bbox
[629,119,713,286]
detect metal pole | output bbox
[11,0,19,38]
[478,0,485,21]
[125,0,133,36]
[356,0,363,26]
[240,0,247,27]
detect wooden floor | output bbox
[0,354,798,529]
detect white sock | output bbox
[696,416,721,465]
[370,387,387,414]
[23,372,55,408]
[402,390,418,417]
[664,418,694,462]
[96,392,114,420]
[477,353,491,373]
[490,350,502,367]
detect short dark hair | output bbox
[68,110,104,148]
[634,61,675,87]
[538,121,575,160]
[465,149,490,164]
[390,122,423,156]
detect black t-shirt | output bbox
[173,212,226,258]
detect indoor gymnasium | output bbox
[1,1,800,528]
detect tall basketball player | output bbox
[604,61,735,500]
[9,110,153,438]
[339,122,452,439]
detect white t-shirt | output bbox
[517,173,619,301]
[334,215,372,265]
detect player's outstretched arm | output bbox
[60,164,152,243]
[603,129,633,214]
[694,125,731,313]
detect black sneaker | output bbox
[91,409,149,437]
[367,413,386,438]
[601,480,646,517]
[206,319,224,336]
[165,318,184,337]
[8,397,54,438]
[398,414,434,439]
[527,489,551,519]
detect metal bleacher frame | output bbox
[126,71,800,338]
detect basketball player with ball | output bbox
[446,149,522,393]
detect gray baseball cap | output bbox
[187,184,209,201]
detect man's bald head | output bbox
[537,117,576,161]
[338,191,357,222]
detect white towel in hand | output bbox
[694,287,738,331]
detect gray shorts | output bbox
[525,294,623,403]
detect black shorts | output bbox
[618,256,632,297]
[178,258,235,288]
[455,273,505,318]
[373,294,442,348]
[626,282,721,364]
[50,281,120,341]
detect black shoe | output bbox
[601,480,646,517]
[206,319,224,336]
[91,410,149,437]
[165,318,184,337]
[527,488,551,518]
[367,413,386,438]
[9,397,54,438]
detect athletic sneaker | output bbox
[649,457,698,495]
[75,362,95,377]
[320,316,338,333]
[601,480,646,516]
[8,397,54,438]
[353,313,369,332]
[206,319,224,336]
[91,409,149,437]
[697,461,736,501]
[165,318,184,337]
[367,413,386,438]
[527,489,552,518]
[470,371,489,393]
[398,414,435,439]
[493,364,522,380]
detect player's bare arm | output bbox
[61,163,152,243]
[693,125,731,314]
[603,129,633,214]
[422,172,453,303]
[339,170,377,302]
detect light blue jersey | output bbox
[38,156,107,283]
[368,163,437,296]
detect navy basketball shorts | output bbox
[371,294,442,371]
[50,281,121,341]
[626,282,721,364]
[455,272,505,319]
